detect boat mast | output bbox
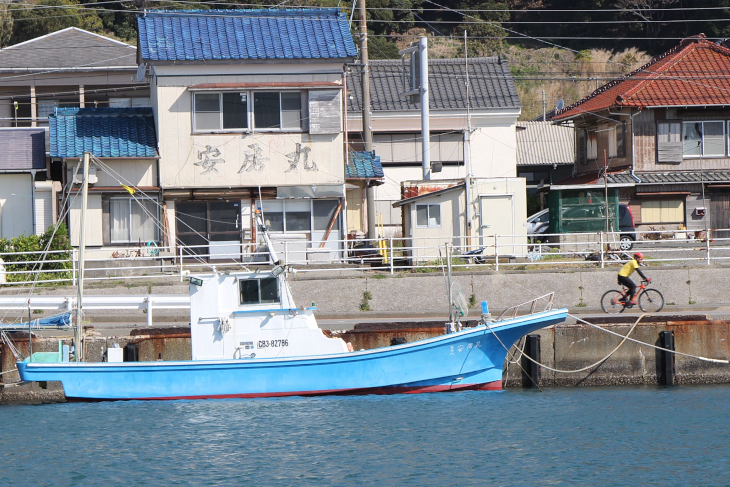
[254,210,280,265]
[74,152,90,361]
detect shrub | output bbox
[0,223,73,284]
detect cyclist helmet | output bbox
[634,252,644,260]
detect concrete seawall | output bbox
[288,265,730,315]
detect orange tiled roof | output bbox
[553,35,730,120]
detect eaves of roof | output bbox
[553,35,730,121]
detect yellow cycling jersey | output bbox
[618,259,639,277]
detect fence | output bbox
[1,228,729,286]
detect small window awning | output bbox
[392,182,465,207]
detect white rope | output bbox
[570,314,730,365]
[487,313,646,374]
[0,368,18,376]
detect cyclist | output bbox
[617,252,650,305]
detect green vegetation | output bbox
[360,290,373,311]
[0,223,73,284]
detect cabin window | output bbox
[193,91,302,132]
[239,277,279,305]
[416,203,441,228]
[110,197,158,243]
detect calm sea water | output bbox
[1,385,729,486]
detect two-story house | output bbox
[552,35,730,237]
[0,27,148,240]
[137,9,357,262]
[347,57,522,237]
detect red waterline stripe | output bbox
[67,381,503,402]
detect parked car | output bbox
[526,204,637,250]
[526,209,549,236]
[617,204,637,250]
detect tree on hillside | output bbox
[10,0,103,44]
[0,1,13,48]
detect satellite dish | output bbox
[135,63,146,82]
[556,98,565,110]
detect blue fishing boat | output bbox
[16,267,565,399]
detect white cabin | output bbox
[189,270,348,361]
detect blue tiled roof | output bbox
[137,9,358,62]
[347,151,384,179]
[49,108,157,158]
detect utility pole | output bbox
[464,31,472,241]
[419,36,430,180]
[358,0,377,241]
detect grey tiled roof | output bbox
[347,58,520,112]
[608,171,730,184]
[0,128,45,171]
[516,121,574,166]
[0,27,137,70]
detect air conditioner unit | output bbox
[72,166,98,185]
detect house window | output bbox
[261,200,312,233]
[577,130,587,165]
[254,92,302,130]
[615,122,626,158]
[193,91,301,132]
[640,200,685,225]
[657,121,682,163]
[110,197,158,243]
[239,277,279,305]
[416,204,441,228]
[683,121,725,157]
[193,92,248,131]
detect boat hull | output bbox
[16,309,567,401]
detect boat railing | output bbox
[495,292,555,321]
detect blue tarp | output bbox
[0,312,72,330]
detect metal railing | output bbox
[496,292,556,321]
[1,228,730,286]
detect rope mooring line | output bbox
[569,314,730,365]
[488,313,647,374]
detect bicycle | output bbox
[601,279,665,314]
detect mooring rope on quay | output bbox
[487,313,730,391]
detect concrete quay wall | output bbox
[290,265,727,315]
[503,316,730,387]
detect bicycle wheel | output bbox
[639,288,664,313]
[601,290,626,314]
